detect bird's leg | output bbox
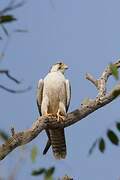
[44,112,53,117]
[56,110,66,122]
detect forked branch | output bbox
[0,70,20,84]
[0,70,32,93]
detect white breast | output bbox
[44,72,66,91]
[43,71,66,114]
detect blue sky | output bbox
[0,0,120,179]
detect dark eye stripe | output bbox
[58,66,61,69]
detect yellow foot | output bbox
[56,112,65,122]
[45,113,55,118]
[45,113,53,117]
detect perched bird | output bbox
[36,62,71,159]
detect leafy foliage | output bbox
[89,121,120,155]
[0,0,25,38]
[109,63,119,80]
[0,15,16,24]
[99,138,105,153]
[107,129,119,145]
[32,167,55,180]
[0,15,16,36]
[44,167,55,180]
[112,89,120,98]
[31,145,38,163]
[32,168,45,176]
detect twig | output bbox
[86,60,120,97]
[0,69,32,94]
[0,70,20,84]
[0,85,32,93]
[11,127,15,136]
[85,73,98,87]
[0,117,47,160]
[0,60,120,160]
[0,1,26,15]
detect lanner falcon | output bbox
[36,62,71,159]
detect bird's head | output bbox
[50,62,68,74]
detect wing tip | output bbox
[43,140,51,155]
[37,79,43,88]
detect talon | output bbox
[56,111,65,122]
[45,113,53,118]
[45,113,56,119]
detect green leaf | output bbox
[112,89,120,98]
[31,168,45,176]
[116,122,120,131]
[109,63,119,80]
[88,139,97,155]
[0,15,16,24]
[99,138,105,153]
[45,167,55,179]
[107,129,119,145]
[31,167,55,179]
[31,145,38,163]
[0,129,9,141]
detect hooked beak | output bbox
[63,64,68,69]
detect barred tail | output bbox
[49,128,66,159]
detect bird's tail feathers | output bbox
[49,128,66,159]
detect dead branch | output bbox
[0,69,32,93]
[0,70,20,84]
[0,0,25,16]
[0,84,32,93]
[0,60,120,160]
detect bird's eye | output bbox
[58,66,61,70]
[59,62,62,65]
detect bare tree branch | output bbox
[0,70,32,94]
[0,0,26,16]
[85,73,98,87]
[86,60,120,97]
[0,60,120,160]
[0,70,20,84]
[97,60,120,97]
[0,84,32,93]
